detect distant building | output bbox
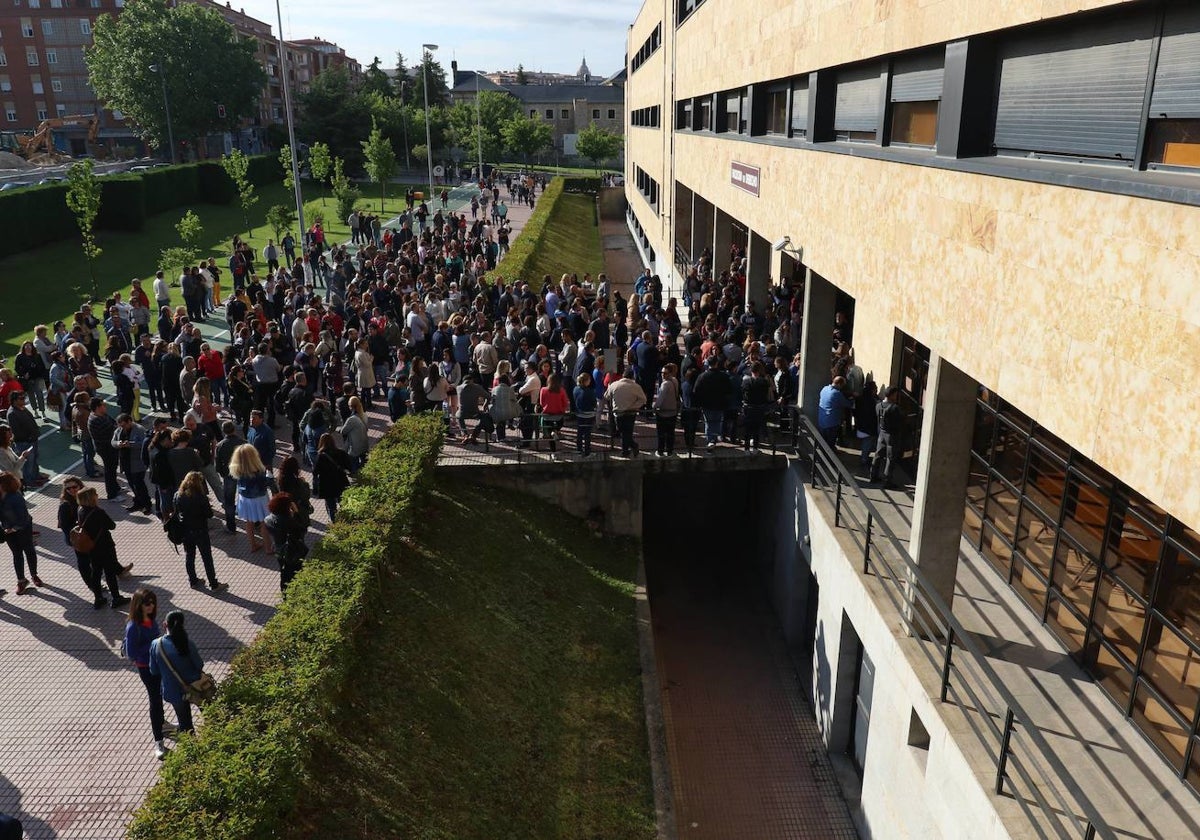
[450,59,624,161]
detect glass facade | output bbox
[964,389,1200,788]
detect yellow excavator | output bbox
[13,114,100,164]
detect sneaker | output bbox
[110,595,131,610]
[209,581,228,592]
[31,576,43,587]
[155,742,169,761]
[706,442,716,451]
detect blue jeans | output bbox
[81,436,98,478]
[702,409,724,444]
[12,440,38,485]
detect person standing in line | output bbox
[817,375,853,450]
[229,443,275,555]
[173,471,227,591]
[603,368,648,458]
[124,589,178,760]
[148,610,204,736]
[264,493,307,595]
[573,372,597,458]
[152,270,171,312]
[74,487,130,609]
[653,363,680,457]
[871,386,905,489]
[854,380,880,472]
[0,471,38,596]
[113,413,152,514]
[214,421,242,535]
[741,361,774,451]
[312,433,351,522]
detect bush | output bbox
[97,175,147,232]
[245,152,284,187]
[197,162,237,205]
[492,176,565,285]
[141,163,200,215]
[0,183,75,258]
[127,416,443,840]
[563,176,603,193]
[302,200,325,227]
[334,184,360,221]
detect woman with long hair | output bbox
[264,492,308,595]
[229,443,274,554]
[58,476,107,606]
[74,486,130,609]
[148,610,203,736]
[538,372,569,455]
[340,396,368,472]
[124,589,176,760]
[173,471,227,591]
[274,455,312,531]
[312,433,351,521]
[227,364,254,435]
[14,340,48,418]
[0,471,37,596]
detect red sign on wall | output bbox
[730,161,761,196]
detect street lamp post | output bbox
[274,0,305,249]
[422,43,438,199]
[475,70,483,180]
[399,81,411,172]
[148,63,175,164]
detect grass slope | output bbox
[288,476,656,840]
[526,192,605,283]
[0,182,412,359]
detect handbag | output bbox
[157,639,218,706]
[70,509,96,554]
[83,374,102,391]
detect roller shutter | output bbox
[835,65,881,132]
[891,51,944,102]
[994,15,1155,160]
[1149,7,1200,119]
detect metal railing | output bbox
[795,414,1110,840]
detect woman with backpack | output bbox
[73,486,130,609]
[172,471,227,591]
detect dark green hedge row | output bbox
[491,176,566,286]
[562,176,603,193]
[127,415,444,840]
[0,154,281,257]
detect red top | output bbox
[197,350,224,380]
[539,387,569,416]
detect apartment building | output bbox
[626,1,1200,838]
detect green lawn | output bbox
[527,192,606,282]
[0,181,413,358]
[287,476,656,840]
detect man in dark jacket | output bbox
[692,358,733,450]
[87,398,121,499]
[113,413,152,513]
[871,386,904,488]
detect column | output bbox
[713,208,733,275]
[905,354,976,638]
[746,232,771,311]
[798,270,837,421]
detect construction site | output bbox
[0,114,157,188]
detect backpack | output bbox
[164,508,185,547]
[70,509,97,554]
[150,449,174,488]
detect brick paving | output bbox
[647,556,858,840]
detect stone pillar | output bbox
[905,354,976,638]
[713,208,734,275]
[799,270,837,420]
[746,232,772,311]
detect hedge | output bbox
[0,154,279,254]
[562,176,603,193]
[127,415,443,840]
[490,176,566,286]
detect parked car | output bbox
[0,182,31,191]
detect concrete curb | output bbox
[636,551,678,840]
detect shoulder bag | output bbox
[157,639,218,706]
[70,508,96,554]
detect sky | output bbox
[230,0,644,79]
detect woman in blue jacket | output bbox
[149,610,204,736]
[124,589,174,760]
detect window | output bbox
[4,105,15,122]
[560,108,569,119]
[698,97,711,130]
[92,0,101,7]
[26,48,38,66]
[677,0,705,26]
[55,103,65,117]
[0,77,9,92]
[722,89,746,133]
[45,49,56,64]
[631,23,662,73]
[764,85,788,135]
[31,74,41,94]
[50,78,61,92]
[36,106,47,120]
[608,108,615,119]
[592,108,599,119]
[891,101,939,147]
[631,105,661,128]
[41,20,53,36]
[889,50,943,147]
[545,108,553,119]
[835,64,881,142]
[1146,120,1200,169]
[529,109,536,118]
[791,76,809,138]
[21,18,33,38]
[80,19,91,35]
[676,99,692,130]
[634,165,659,212]
[28,0,40,6]
[0,50,6,68]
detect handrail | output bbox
[795,413,1112,840]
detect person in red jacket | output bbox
[196,345,227,407]
[538,372,570,457]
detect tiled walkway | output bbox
[647,554,858,840]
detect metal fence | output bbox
[794,414,1110,840]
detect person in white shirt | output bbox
[153,271,171,309]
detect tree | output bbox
[575,122,623,171]
[411,52,449,109]
[265,204,296,240]
[221,149,258,237]
[87,0,264,153]
[159,210,204,285]
[362,56,393,99]
[502,113,554,164]
[393,52,410,101]
[330,157,361,220]
[279,144,294,193]
[65,160,103,302]
[295,65,372,166]
[361,117,397,211]
[447,91,521,164]
[308,141,332,184]
[515,64,529,86]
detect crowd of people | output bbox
[0,168,903,773]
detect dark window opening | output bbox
[891,100,939,147]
